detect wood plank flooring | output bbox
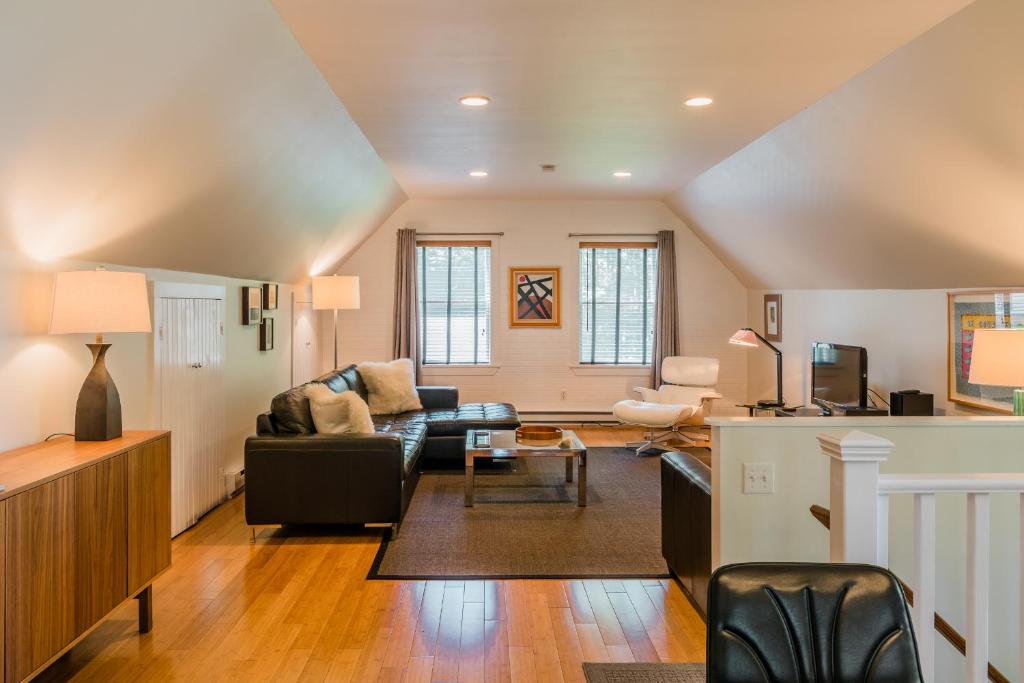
[39,426,705,682]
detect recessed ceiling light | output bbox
[685,96,714,107]
[613,171,632,178]
[459,95,491,107]
[469,170,488,177]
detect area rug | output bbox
[583,662,706,682]
[368,447,671,579]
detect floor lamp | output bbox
[312,275,360,369]
[729,327,784,407]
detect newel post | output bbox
[818,430,894,564]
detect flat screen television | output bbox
[811,342,868,410]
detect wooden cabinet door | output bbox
[75,455,128,633]
[5,477,76,682]
[1,499,6,680]
[127,436,172,594]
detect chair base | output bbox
[627,426,709,456]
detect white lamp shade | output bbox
[49,270,152,335]
[968,328,1024,387]
[728,328,759,347]
[312,275,360,310]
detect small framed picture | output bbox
[259,318,274,351]
[242,286,262,325]
[947,290,1024,412]
[509,267,561,327]
[764,294,781,342]
[262,283,278,310]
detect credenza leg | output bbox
[137,585,153,634]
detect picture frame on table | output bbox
[947,289,1024,413]
[763,293,782,342]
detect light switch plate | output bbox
[743,462,774,494]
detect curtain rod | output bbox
[410,231,504,236]
[567,232,658,238]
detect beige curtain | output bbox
[392,228,422,383]
[651,229,679,387]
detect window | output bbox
[417,241,491,364]
[579,242,658,364]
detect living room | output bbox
[2,1,1023,682]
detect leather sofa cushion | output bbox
[270,384,317,434]
[662,450,711,494]
[423,402,521,436]
[373,413,428,474]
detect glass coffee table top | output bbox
[464,429,587,507]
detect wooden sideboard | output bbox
[0,431,171,682]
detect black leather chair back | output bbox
[707,563,923,683]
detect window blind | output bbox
[417,244,491,364]
[579,244,658,364]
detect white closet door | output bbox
[292,298,320,385]
[156,288,226,536]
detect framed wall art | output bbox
[763,293,782,342]
[947,289,1024,412]
[262,283,278,310]
[259,317,274,351]
[509,267,560,327]
[242,286,262,325]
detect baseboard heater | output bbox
[519,410,617,424]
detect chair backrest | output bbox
[707,563,923,683]
[662,356,719,387]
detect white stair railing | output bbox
[818,430,1024,683]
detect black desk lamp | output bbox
[730,327,784,407]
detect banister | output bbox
[809,505,1009,683]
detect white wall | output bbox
[0,250,293,471]
[745,289,1001,416]
[333,199,748,414]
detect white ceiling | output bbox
[668,0,1024,289]
[0,0,404,284]
[274,0,971,199]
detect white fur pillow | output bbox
[305,384,375,435]
[357,358,423,415]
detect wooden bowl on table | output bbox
[515,425,563,446]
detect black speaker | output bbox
[890,390,933,416]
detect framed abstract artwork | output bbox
[947,290,1024,412]
[509,267,560,327]
[763,293,781,342]
[241,286,262,325]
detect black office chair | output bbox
[707,563,924,682]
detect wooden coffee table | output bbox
[464,429,587,507]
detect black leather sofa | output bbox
[661,450,712,617]
[244,364,519,534]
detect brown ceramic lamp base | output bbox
[75,343,123,441]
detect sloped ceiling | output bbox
[273,0,970,199]
[668,0,1024,290]
[0,0,405,284]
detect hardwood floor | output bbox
[39,426,705,682]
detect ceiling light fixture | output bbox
[459,95,491,107]
[685,96,714,107]
[469,170,488,177]
[613,171,632,178]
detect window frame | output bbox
[416,239,493,366]
[577,241,658,367]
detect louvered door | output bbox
[155,285,226,535]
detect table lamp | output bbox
[729,327,784,407]
[312,275,360,369]
[967,328,1024,416]
[49,268,152,440]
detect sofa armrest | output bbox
[416,385,459,409]
[244,433,406,526]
